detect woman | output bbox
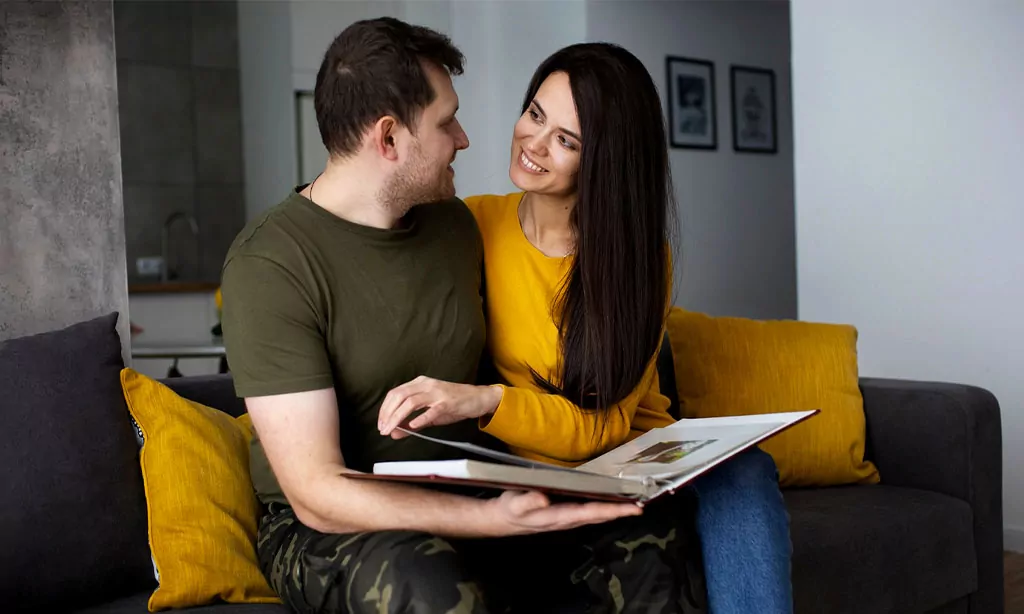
[379,42,792,614]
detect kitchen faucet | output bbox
[161,211,200,282]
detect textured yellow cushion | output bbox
[120,369,280,612]
[666,308,879,487]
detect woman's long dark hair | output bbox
[525,43,676,411]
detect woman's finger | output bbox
[383,391,430,435]
[408,404,449,430]
[378,384,410,429]
[378,380,424,431]
[377,388,397,429]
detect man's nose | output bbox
[454,119,470,150]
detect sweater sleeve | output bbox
[480,354,668,462]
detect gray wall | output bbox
[238,0,295,221]
[0,0,130,355]
[114,0,245,284]
[588,0,797,319]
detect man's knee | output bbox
[582,522,706,614]
[350,531,486,613]
[263,526,486,614]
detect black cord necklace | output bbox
[308,173,322,205]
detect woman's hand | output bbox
[378,376,503,438]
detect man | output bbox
[221,17,703,614]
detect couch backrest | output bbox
[657,332,682,420]
[166,337,685,422]
[1,314,156,609]
[161,374,247,417]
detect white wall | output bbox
[588,0,796,318]
[792,0,1024,551]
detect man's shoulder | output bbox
[418,196,481,241]
[421,196,474,223]
[223,195,306,272]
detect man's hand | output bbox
[482,491,642,537]
[378,376,503,438]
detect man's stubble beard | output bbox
[376,142,455,218]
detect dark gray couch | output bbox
[655,340,1004,614]
[2,315,1003,613]
[149,344,1005,614]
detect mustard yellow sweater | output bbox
[465,192,675,466]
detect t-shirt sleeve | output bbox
[220,254,335,398]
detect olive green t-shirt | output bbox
[220,188,487,506]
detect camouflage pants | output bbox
[257,494,707,614]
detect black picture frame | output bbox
[665,56,717,150]
[730,65,778,154]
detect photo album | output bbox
[347,410,818,505]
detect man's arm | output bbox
[247,388,642,538]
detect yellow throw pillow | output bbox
[120,369,281,611]
[666,308,879,487]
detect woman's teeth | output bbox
[520,151,547,173]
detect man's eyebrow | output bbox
[442,104,459,123]
[532,99,581,142]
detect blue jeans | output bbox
[688,447,793,614]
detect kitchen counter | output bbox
[128,281,220,294]
[131,343,226,359]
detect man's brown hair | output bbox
[315,17,465,158]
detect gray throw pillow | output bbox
[0,313,154,609]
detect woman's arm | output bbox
[481,357,667,461]
[378,352,671,463]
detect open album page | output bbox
[576,412,814,486]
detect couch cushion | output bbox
[786,485,977,614]
[0,313,154,609]
[72,591,289,614]
[121,369,280,610]
[666,308,879,487]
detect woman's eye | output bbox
[558,135,577,150]
[528,109,541,122]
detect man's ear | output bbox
[373,116,401,162]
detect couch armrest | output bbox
[860,377,1000,502]
[860,377,1003,612]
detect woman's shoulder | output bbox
[462,191,524,229]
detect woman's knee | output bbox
[696,448,780,496]
[732,448,780,483]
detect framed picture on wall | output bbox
[666,56,717,150]
[730,65,777,154]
